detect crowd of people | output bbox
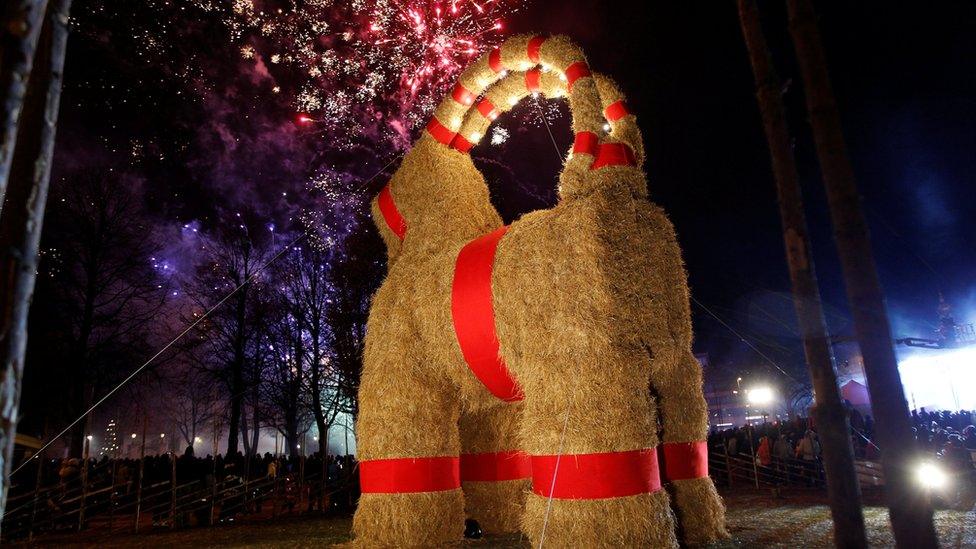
[910,408,976,475]
[707,407,976,489]
[3,447,359,536]
[708,415,827,486]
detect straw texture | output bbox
[355,33,726,547]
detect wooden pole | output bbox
[134,417,146,533]
[786,1,938,547]
[108,455,117,529]
[747,425,759,488]
[169,449,176,529]
[737,1,867,545]
[28,453,43,541]
[723,441,734,488]
[209,419,218,526]
[78,434,89,531]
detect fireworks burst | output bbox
[227,0,523,145]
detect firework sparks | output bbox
[226,0,523,144]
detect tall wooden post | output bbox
[169,449,177,529]
[78,434,90,531]
[209,418,219,526]
[134,417,146,533]
[28,454,43,541]
[108,456,117,529]
[723,441,734,487]
[786,1,937,547]
[737,0,867,545]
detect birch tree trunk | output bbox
[786,1,937,547]
[737,1,866,546]
[0,0,71,524]
[0,0,48,208]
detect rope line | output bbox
[537,407,570,549]
[690,295,800,384]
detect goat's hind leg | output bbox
[516,348,678,549]
[459,402,529,534]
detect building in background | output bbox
[100,418,120,456]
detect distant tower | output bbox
[936,293,955,345]
[101,419,120,456]
[936,293,976,347]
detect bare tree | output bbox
[787,1,937,546]
[165,365,218,448]
[278,245,338,456]
[34,169,167,456]
[737,1,866,545]
[187,226,270,456]
[0,0,48,206]
[0,0,70,521]
[323,230,383,421]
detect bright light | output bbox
[898,347,976,410]
[297,114,313,125]
[160,433,166,438]
[916,462,947,489]
[86,435,93,441]
[602,123,611,132]
[194,437,202,444]
[131,433,137,439]
[747,386,774,406]
[296,444,301,449]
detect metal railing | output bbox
[0,455,359,543]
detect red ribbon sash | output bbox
[377,185,407,240]
[451,133,474,153]
[477,99,500,121]
[426,117,457,146]
[525,69,541,93]
[360,456,460,494]
[527,36,546,64]
[488,48,504,73]
[451,226,524,402]
[604,100,630,122]
[564,61,591,92]
[591,142,637,170]
[452,83,476,106]
[460,451,532,482]
[572,131,599,157]
[661,441,709,482]
[531,448,662,499]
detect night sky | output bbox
[35,0,976,407]
[502,0,976,384]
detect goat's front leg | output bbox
[352,321,464,547]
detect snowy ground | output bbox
[19,490,976,548]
